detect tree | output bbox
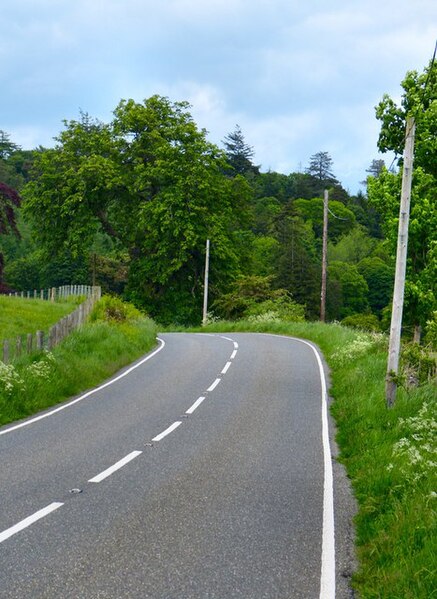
[366,159,385,178]
[273,206,321,318]
[327,261,369,320]
[0,181,21,288]
[222,124,259,176]
[370,58,437,336]
[357,256,394,316]
[293,197,356,241]
[305,151,338,185]
[23,96,249,324]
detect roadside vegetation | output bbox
[0,294,78,339]
[0,296,157,426]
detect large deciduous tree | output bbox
[369,58,437,338]
[24,96,251,324]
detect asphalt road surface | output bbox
[0,333,355,598]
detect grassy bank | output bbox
[0,295,78,339]
[190,319,436,598]
[0,297,157,427]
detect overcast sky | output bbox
[2,0,436,193]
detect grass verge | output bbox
[185,319,436,598]
[0,295,78,339]
[0,299,157,427]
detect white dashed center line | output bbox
[207,378,221,392]
[152,421,182,442]
[88,451,143,483]
[186,397,205,415]
[221,361,232,374]
[0,502,64,544]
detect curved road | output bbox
[0,333,353,598]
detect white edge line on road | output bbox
[152,421,182,442]
[88,450,143,483]
[220,336,234,342]
[262,333,335,599]
[186,396,205,415]
[206,378,221,392]
[230,349,237,360]
[233,341,238,349]
[0,502,64,544]
[0,338,166,437]
[221,361,232,374]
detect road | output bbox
[0,332,354,598]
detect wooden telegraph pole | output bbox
[202,239,210,326]
[320,189,329,322]
[385,117,416,407]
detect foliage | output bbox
[293,197,356,240]
[23,96,251,325]
[273,209,320,318]
[341,313,381,332]
[357,256,394,316]
[327,261,369,320]
[222,124,259,176]
[211,274,304,321]
[425,310,437,348]
[371,59,437,335]
[305,151,338,185]
[90,295,144,323]
[400,342,437,387]
[328,227,377,264]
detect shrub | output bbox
[90,295,143,323]
[341,313,381,332]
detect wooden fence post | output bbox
[3,340,9,364]
[36,331,44,351]
[27,333,33,354]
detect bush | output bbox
[341,313,381,332]
[90,295,144,323]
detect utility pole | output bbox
[202,239,210,326]
[320,189,329,322]
[385,117,416,407]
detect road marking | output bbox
[206,378,221,392]
[152,421,182,442]
[230,349,237,360]
[220,336,234,342]
[0,502,64,544]
[0,339,166,437]
[221,361,232,374]
[186,397,205,415]
[233,341,238,349]
[88,451,142,483]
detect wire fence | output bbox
[1,286,101,364]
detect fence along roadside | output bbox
[2,286,102,364]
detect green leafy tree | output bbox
[23,96,249,324]
[212,274,304,321]
[273,207,321,318]
[369,56,437,336]
[357,256,394,316]
[328,226,377,264]
[327,261,369,320]
[293,197,356,241]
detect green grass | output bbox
[184,319,436,598]
[0,295,78,339]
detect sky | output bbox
[1,0,436,193]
